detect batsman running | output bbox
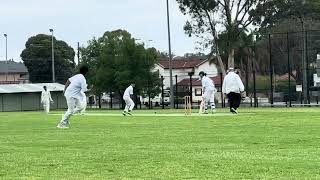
[199,71,216,114]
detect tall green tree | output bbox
[252,0,320,83]
[21,34,75,83]
[176,0,263,74]
[81,29,161,98]
[253,0,320,31]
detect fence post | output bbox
[253,69,257,107]
[220,72,224,108]
[269,34,274,107]
[135,94,138,109]
[306,30,310,104]
[175,75,178,109]
[110,92,113,109]
[161,76,164,109]
[188,72,193,106]
[287,32,292,107]
[245,66,249,97]
[98,94,102,109]
[147,81,151,109]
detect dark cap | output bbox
[199,71,205,76]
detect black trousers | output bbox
[227,92,241,111]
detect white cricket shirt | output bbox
[202,76,215,91]
[41,90,52,103]
[123,85,133,99]
[64,74,88,99]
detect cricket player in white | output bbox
[199,71,216,114]
[57,66,88,129]
[41,86,53,114]
[123,83,135,116]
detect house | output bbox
[0,60,29,84]
[154,57,218,88]
[176,76,223,103]
[0,83,66,112]
[153,57,220,103]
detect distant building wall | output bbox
[0,92,67,112]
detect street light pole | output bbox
[302,21,308,104]
[4,34,8,82]
[49,29,55,83]
[166,0,174,109]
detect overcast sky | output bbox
[0,0,201,62]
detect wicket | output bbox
[184,96,192,115]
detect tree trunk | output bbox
[207,47,226,76]
[216,54,226,76]
[98,93,102,109]
[228,48,235,68]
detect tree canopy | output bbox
[80,29,161,98]
[21,34,75,83]
[176,0,263,73]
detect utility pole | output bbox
[49,29,55,83]
[4,34,8,82]
[166,0,174,109]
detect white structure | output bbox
[314,74,320,87]
[0,83,66,111]
[176,76,222,103]
[152,58,222,104]
[154,58,218,88]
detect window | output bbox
[195,88,202,96]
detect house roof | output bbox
[157,58,208,69]
[0,83,64,94]
[177,76,222,87]
[276,70,297,81]
[0,61,28,74]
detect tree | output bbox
[21,34,75,83]
[176,0,262,74]
[253,0,320,31]
[157,51,175,59]
[252,0,320,83]
[81,29,161,99]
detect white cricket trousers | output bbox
[43,101,50,114]
[60,97,84,124]
[203,89,216,110]
[80,96,87,114]
[123,97,135,112]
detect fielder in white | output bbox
[123,83,135,116]
[57,66,88,129]
[41,86,53,114]
[199,71,216,114]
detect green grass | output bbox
[1,108,320,179]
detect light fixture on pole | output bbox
[166,0,174,109]
[49,29,55,83]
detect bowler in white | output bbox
[57,66,89,128]
[123,83,135,116]
[41,86,53,114]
